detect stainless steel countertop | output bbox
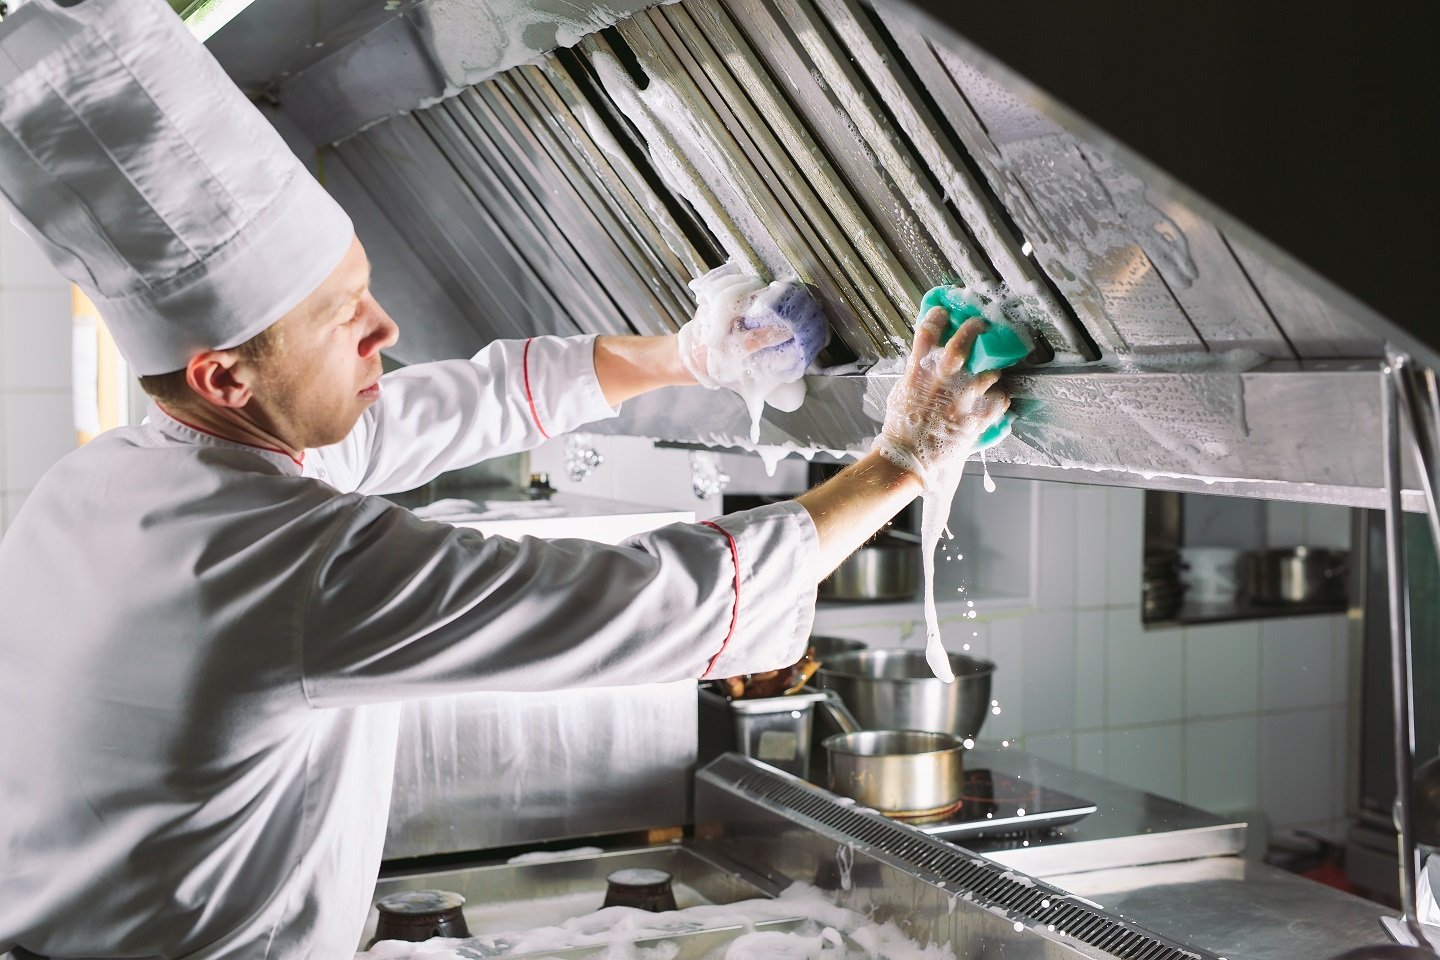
[959,746,1395,959]
[960,745,1248,876]
[1049,857,1393,960]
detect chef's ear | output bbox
[185,350,252,409]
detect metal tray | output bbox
[360,843,782,950]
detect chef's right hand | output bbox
[871,307,1010,488]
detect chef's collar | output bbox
[0,0,353,376]
[149,402,306,476]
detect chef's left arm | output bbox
[312,334,691,495]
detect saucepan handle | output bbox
[820,689,861,734]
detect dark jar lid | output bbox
[370,889,470,945]
[602,867,677,913]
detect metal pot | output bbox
[808,635,867,659]
[816,648,995,740]
[824,729,965,817]
[818,530,920,601]
[1243,547,1349,605]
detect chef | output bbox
[0,0,1008,957]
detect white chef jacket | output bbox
[0,334,818,958]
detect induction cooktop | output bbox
[900,769,1097,839]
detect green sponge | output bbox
[917,285,1031,450]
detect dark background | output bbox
[898,0,1438,349]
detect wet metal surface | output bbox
[1049,858,1392,960]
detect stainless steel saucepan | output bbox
[818,530,921,601]
[1243,546,1349,605]
[823,729,965,817]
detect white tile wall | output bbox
[1185,622,1261,717]
[1,216,64,290]
[1020,611,1076,733]
[1261,618,1337,711]
[985,617,1025,742]
[1,491,27,528]
[1265,501,1308,547]
[1106,724,1185,799]
[1073,486,1109,606]
[1105,609,1183,726]
[1022,732,1075,768]
[1035,483,1077,611]
[1073,610,1107,729]
[1075,730,1107,777]
[1304,504,1352,549]
[1,287,72,390]
[1261,709,1336,826]
[1266,500,1352,551]
[0,219,73,541]
[1105,488,1144,607]
[2,391,74,489]
[1185,716,1260,817]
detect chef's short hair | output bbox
[136,322,284,406]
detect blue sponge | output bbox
[917,285,1030,450]
[741,281,829,382]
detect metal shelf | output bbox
[1145,598,1348,630]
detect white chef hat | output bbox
[0,0,354,376]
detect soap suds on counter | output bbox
[506,846,605,865]
[357,882,955,960]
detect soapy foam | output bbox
[504,846,604,869]
[357,881,953,960]
[686,262,823,443]
[919,458,964,684]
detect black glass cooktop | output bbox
[901,769,1097,839]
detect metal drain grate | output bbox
[715,758,1212,960]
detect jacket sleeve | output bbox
[297,499,820,705]
[311,334,617,495]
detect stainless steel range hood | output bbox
[205,0,1436,509]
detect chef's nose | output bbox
[358,295,400,357]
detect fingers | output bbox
[970,369,1002,395]
[969,384,1012,429]
[737,322,794,354]
[910,306,948,360]
[939,317,986,379]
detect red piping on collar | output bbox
[157,404,305,468]
[522,338,550,439]
[699,520,741,679]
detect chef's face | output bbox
[250,237,399,448]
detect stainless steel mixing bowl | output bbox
[816,648,995,739]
